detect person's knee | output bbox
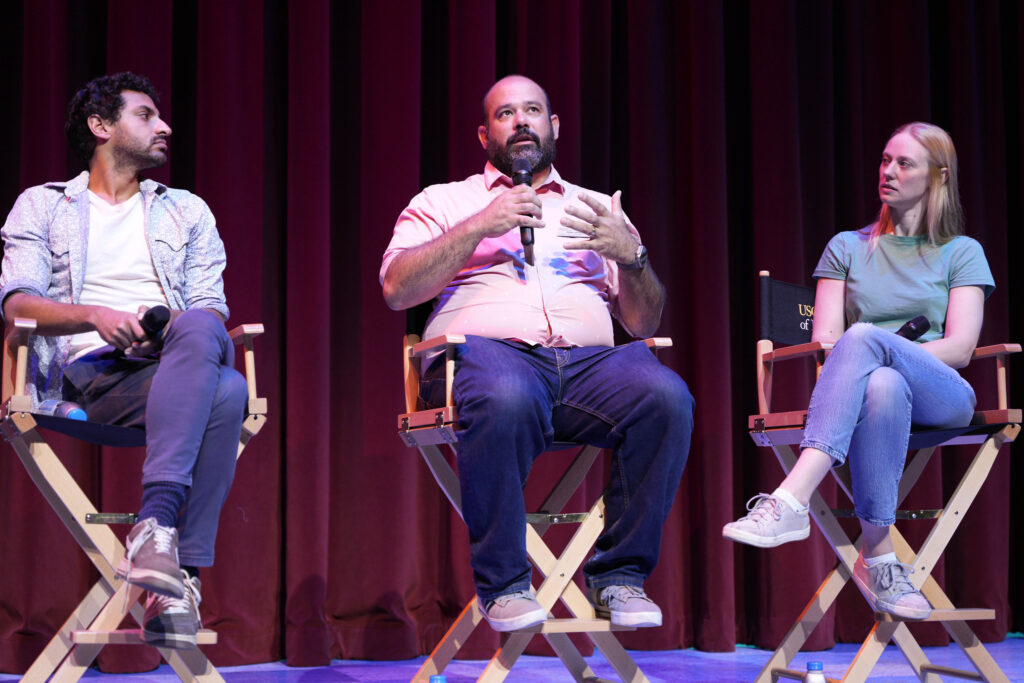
[171,309,229,342]
[215,368,249,415]
[864,367,910,412]
[631,366,694,432]
[838,321,881,347]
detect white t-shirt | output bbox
[67,191,169,361]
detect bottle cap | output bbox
[807,661,823,671]
[429,676,447,683]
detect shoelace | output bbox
[487,590,531,609]
[602,585,649,606]
[122,521,175,609]
[151,574,203,627]
[874,561,917,595]
[742,493,782,525]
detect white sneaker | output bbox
[852,553,931,620]
[722,493,810,548]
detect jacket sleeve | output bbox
[0,188,57,324]
[181,198,230,320]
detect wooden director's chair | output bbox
[398,305,669,683]
[1,317,268,683]
[746,270,1020,683]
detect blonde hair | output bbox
[873,122,964,245]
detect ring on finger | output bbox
[588,227,598,240]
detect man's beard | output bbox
[112,139,168,172]
[486,127,557,177]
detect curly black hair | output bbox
[65,72,159,163]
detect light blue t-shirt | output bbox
[813,226,995,343]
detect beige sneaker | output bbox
[483,591,546,632]
[722,493,810,548]
[852,553,931,620]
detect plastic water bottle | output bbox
[36,399,87,421]
[805,660,827,683]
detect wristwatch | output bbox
[619,244,648,271]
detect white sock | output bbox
[864,551,898,567]
[772,487,807,513]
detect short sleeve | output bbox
[812,232,851,281]
[379,189,448,284]
[948,237,995,299]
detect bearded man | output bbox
[381,75,693,631]
[0,72,246,649]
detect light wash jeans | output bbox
[800,323,976,526]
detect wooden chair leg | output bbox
[411,598,485,682]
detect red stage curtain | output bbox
[0,0,1021,673]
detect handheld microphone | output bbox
[140,305,171,342]
[895,315,930,341]
[511,158,534,266]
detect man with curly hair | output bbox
[0,72,246,649]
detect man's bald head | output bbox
[481,75,552,127]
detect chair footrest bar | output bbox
[771,667,840,683]
[876,608,994,622]
[85,513,139,524]
[71,629,218,645]
[513,618,635,634]
[831,508,940,520]
[918,663,985,681]
[525,512,588,525]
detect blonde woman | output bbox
[723,123,995,619]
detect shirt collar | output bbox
[56,171,168,198]
[483,161,567,195]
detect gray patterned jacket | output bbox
[0,171,230,404]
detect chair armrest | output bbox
[410,334,467,358]
[762,341,833,362]
[969,343,1020,410]
[972,343,1021,359]
[644,337,672,350]
[3,318,37,411]
[228,324,266,416]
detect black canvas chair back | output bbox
[759,271,815,347]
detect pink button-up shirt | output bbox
[381,163,640,347]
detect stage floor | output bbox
[2,635,1021,681]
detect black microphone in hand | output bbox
[895,315,930,341]
[511,158,535,266]
[140,305,171,341]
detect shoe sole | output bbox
[595,606,662,628]
[143,629,198,650]
[116,558,185,599]
[721,523,810,548]
[483,607,547,632]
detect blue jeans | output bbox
[61,309,248,566]
[801,323,976,526]
[427,336,694,603]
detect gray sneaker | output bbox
[722,493,810,548]
[143,569,202,649]
[593,585,663,626]
[590,585,662,627]
[483,590,547,632]
[116,517,184,598]
[852,553,931,620]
